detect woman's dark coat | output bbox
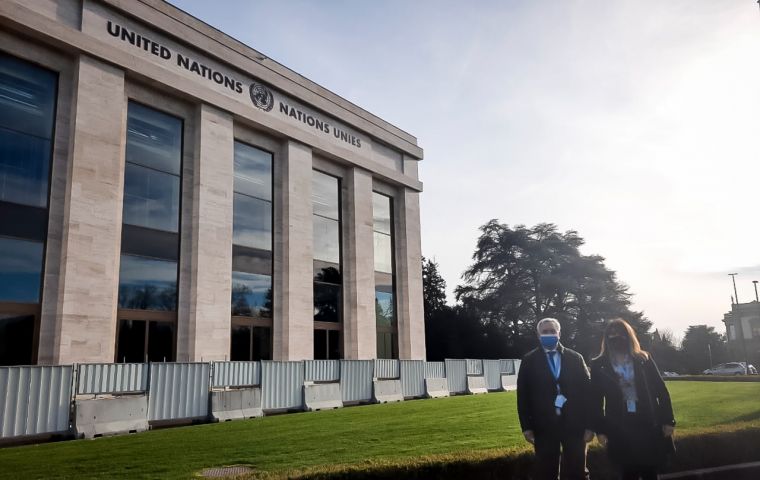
[590,354,676,467]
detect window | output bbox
[0,53,57,365]
[313,171,342,359]
[116,102,182,363]
[373,192,397,359]
[230,142,273,361]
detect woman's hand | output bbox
[583,430,595,443]
[597,434,608,446]
[662,425,675,437]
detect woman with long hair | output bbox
[590,319,676,480]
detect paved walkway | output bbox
[660,461,760,479]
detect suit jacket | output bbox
[590,353,675,435]
[589,353,676,465]
[516,343,592,435]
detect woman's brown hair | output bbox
[596,318,649,361]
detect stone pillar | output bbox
[273,140,313,360]
[178,104,234,362]
[394,188,426,360]
[54,55,127,364]
[342,168,377,359]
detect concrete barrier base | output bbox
[304,382,343,411]
[211,388,263,421]
[467,376,488,395]
[75,395,149,439]
[424,377,449,398]
[373,379,403,403]
[501,374,517,391]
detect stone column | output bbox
[394,188,426,360]
[342,167,377,359]
[54,55,127,364]
[273,140,313,360]
[178,104,234,362]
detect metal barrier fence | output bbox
[148,363,210,421]
[0,358,519,441]
[211,361,261,388]
[76,363,147,395]
[0,366,73,438]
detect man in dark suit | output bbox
[517,318,594,480]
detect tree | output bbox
[649,329,682,373]
[422,257,448,318]
[681,325,727,374]
[454,220,650,359]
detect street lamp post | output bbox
[728,273,750,373]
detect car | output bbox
[740,362,758,375]
[662,371,679,377]
[702,362,753,375]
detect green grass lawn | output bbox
[1,381,759,479]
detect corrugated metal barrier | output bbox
[445,359,467,393]
[466,358,484,376]
[77,363,147,395]
[424,361,446,378]
[148,363,210,421]
[483,360,502,390]
[304,360,340,382]
[212,361,261,388]
[340,360,373,403]
[261,361,304,410]
[374,359,400,379]
[500,359,516,375]
[0,366,73,438]
[400,360,425,398]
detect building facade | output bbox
[722,302,760,368]
[0,0,425,365]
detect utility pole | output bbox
[753,280,759,302]
[728,273,750,373]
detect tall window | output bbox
[0,53,57,366]
[312,171,341,359]
[116,102,182,363]
[373,192,397,359]
[230,142,273,361]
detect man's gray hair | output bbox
[536,317,561,333]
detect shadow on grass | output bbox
[280,428,760,480]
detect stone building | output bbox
[0,0,425,365]
[722,302,760,368]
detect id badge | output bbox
[555,394,567,409]
[626,400,637,413]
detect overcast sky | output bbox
[170,0,760,339]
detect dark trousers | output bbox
[620,467,657,480]
[533,430,589,480]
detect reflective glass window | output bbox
[0,128,51,208]
[234,142,271,201]
[312,171,339,220]
[0,236,43,303]
[231,325,252,361]
[147,321,174,362]
[231,271,272,317]
[0,314,34,366]
[116,319,146,363]
[118,254,178,311]
[375,290,395,328]
[314,283,341,323]
[313,215,340,264]
[372,193,392,235]
[314,329,327,360]
[377,332,397,360]
[373,231,393,274]
[0,53,57,139]
[122,163,180,232]
[125,102,182,175]
[233,193,272,251]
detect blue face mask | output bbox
[540,334,559,350]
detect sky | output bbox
[170,0,760,340]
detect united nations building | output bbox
[0,0,425,365]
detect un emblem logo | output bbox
[249,82,274,112]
